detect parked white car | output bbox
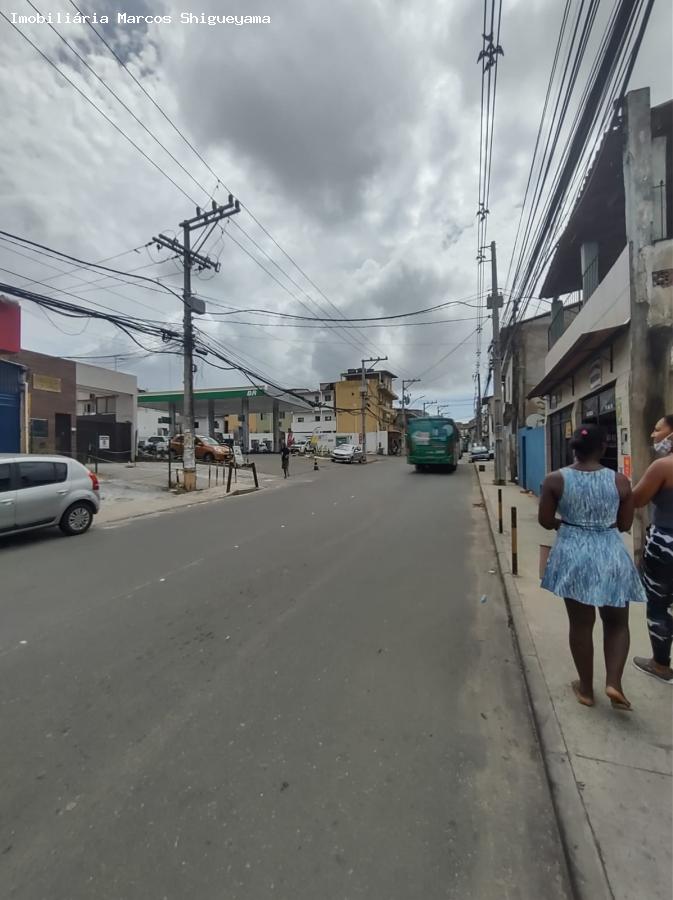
[469,445,490,462]
[141,435,169,454]
[0,455,101,538]
[331,444,364,464]
[290,439,313,455]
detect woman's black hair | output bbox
[663,414,673,431]
[570,422,606,459]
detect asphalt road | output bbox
[1,457,571,900]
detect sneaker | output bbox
[633,657,673,684]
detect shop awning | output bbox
[527,324,627,399]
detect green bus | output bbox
[406,416,459,472]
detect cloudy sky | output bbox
[1,0,670,421]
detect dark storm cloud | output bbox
[94,0,155,62]
[170,0,422,223]
[4,0,668,400]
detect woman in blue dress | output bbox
[539,424,646,710]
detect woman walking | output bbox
[538,424,646,709]
[281,441,290,479]
[632,414,673,684]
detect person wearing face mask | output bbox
[632,414,673,684]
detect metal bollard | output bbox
[208,464,211,487]
[227,463,234,493]
[511,507,518,575]
[252,462,259,488]
[498,488,503,534]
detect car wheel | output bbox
[448,464,457,473]
[203,452,214,463]
[59,501,94,536]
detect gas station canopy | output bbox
[138,385,313,418]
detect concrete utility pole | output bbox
[487,240,505,485]
[623,88,673,559]
[400,378,420,453]
[360,356,387,463]
[475,371,482,443]
[153,196,240,491]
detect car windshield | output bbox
[198,436,217,445]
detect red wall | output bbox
[0,297,21,353]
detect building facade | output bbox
[289,383,337,450]
[335,369,399,454]
[528,90,672,551]
[0,348,77,455]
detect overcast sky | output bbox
[1,0,670,420]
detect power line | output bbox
[63,0,395,363]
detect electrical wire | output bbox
[63,0,397,364]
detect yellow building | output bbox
[335,368,400,454]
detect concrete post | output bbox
[272,400,280,452]
[241,397,249,452]
[168,403,177,437]
[623,87,656,560]
[207,399,216,438]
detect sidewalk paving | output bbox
[94,461,277,526]
[476,463,672,900]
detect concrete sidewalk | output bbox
[477,463,672,900]
[94,462,277,526]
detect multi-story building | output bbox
[528,88,672,551]
[289,383,337,450]
[335,368,399,454]
[501,306,578,488]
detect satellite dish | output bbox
[525,413,545,428]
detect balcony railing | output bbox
[548,295,580,349]
[582,254,600,303]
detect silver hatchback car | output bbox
[0,455,101,538]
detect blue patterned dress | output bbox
[541,467,646,607]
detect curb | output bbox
[476,468,613,900]
[97,483,261,527]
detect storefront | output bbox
[549,405,574,471]
[578,383,618,470]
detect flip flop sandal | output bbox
[606,686,632,710]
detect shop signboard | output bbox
[589,359,602,388]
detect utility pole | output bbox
[475,372,482,444]
[487,240,505,485]
[360,356,387,463]
[152,196,240,491]
[400,378,420,454]
[622,87,672,561]
[423,400,436,415]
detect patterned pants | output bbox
[642,526,673,667]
